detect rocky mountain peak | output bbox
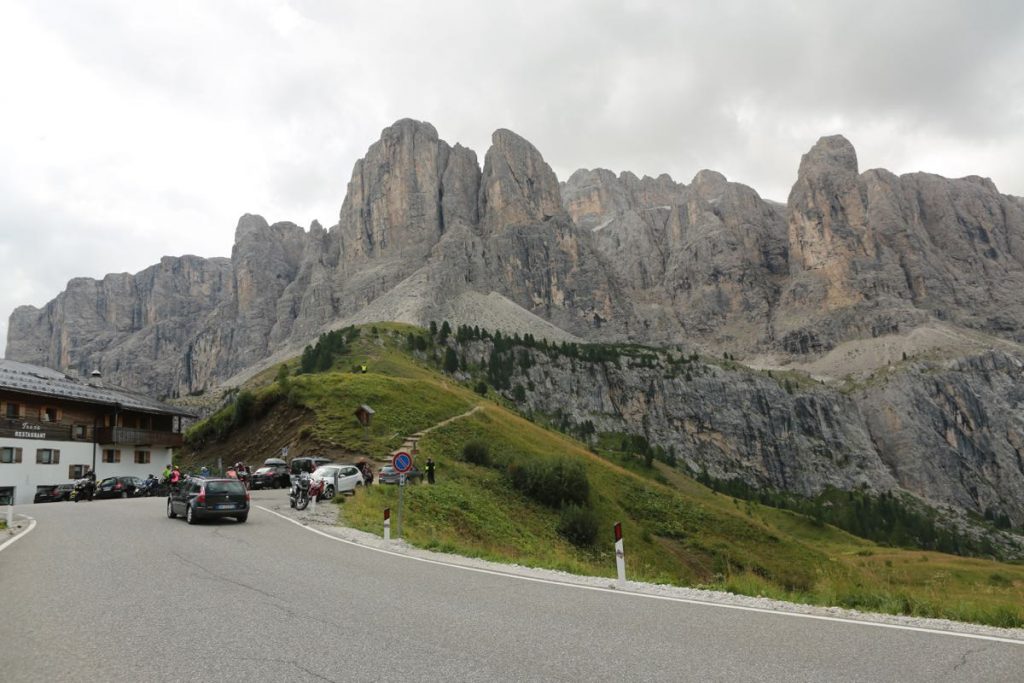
[335,117,448,266]
[234,213,270,243]
[691,169,729,201]
[796,134,859,187]
[480,128,564,233]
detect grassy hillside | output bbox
[188,324,1024,628]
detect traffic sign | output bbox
[392,451,412,473]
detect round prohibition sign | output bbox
[392,451,413,473]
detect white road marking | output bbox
[0,516,36,554]
[254,505,1024,646]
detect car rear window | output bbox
[255,467,272,474]
[206,481,246,495]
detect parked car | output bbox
[251,464,290,489]
[34,484,74,503]
[310,464,364,499]
[289,456,332,477]
[167,477,249,524]
[378,465,423,485]
[95,476,144,499]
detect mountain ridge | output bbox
[12,119,1023,398]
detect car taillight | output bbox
[245,491,251,501]
[196,489,206,503]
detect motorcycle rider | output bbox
[169,464,182,491]
[162,463,172,485]
[74,468,96,501]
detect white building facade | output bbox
[0,360,193,506]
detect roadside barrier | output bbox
[615,522,626,586]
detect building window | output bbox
[74,424,88,439]
[36,449,60,464]
[69,464,88,479]
[40,407,58,422]
[5,403,19,418]
[134,450,151,464]
[1,447,22,464]
[102,449,121,463]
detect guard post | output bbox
[614,522,626,586]
[384,507,391,541]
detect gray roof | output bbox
[0,360,195,417]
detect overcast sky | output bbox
[3,0,1023,355]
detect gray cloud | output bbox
[3,0,1024,354]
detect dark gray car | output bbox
[167,477,249,524]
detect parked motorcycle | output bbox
[70,478,94,502]
[138,478,163,497]
[289,473,325,511]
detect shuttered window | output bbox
[36,449,60,464]
[69,464,88,479]
[134,450,151,464]
[102,449,121,463]
[0,447,15,464]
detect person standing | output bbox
[83,467,96,501]
[425,458,436,485]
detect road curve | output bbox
[2,491,1022,682]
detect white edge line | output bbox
[254,505,1024,647]
[0,515,37,553]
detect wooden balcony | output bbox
[95,426,183,448]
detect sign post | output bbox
[392,452,413,540]
[384,507,391,541]
[614,522,626,587]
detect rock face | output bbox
[8,120,1024,529]
[777,136,1024,353]
[458,340,1024,528]
[561,166,789,344]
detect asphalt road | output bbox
[2,492,1023,682]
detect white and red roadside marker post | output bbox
[384,507,391,541]
[5,503,12,528]
[614,522,626,587]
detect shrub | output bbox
[275,364,291,391]
[232,390,256,428]
[507,458,589,508]
[474,381,488,396]
[557,504,599,547]
[462,441,491,467]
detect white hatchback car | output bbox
[311,464,364,498]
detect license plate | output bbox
[215,503,236,510]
